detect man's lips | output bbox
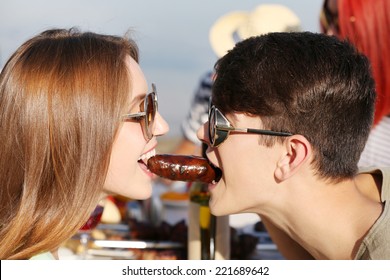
[209,161,222,184]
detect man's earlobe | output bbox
[274,135,311,181]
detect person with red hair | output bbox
[321,0,390,166]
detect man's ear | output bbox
[274,135,312,182]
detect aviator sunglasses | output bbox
[208,99,293,147]
[122,83,158,141]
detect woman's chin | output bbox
[127,187,152,200]
[106,182,152,201]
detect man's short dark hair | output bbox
[213,32,376,182]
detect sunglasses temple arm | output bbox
[122,112,146,120]
[247,128,293,137]
[217,126,292,137]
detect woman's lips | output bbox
[138,149,157,178]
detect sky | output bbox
[0,0,323,137]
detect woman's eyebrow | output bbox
[129,93,146,108]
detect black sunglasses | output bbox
[208,100,293,147]
[320,0,339,34]
[122,83,158,141]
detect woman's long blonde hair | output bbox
[0,28,139,259]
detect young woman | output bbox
[0,28,169,259]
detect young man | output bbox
[197,32,390,260]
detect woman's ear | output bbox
[274,135,312,182]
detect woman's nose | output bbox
[154,112,169,137]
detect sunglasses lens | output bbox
[144,92,157,140]
[209,106,230,147]
[209,108,216,146]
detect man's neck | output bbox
[259,176,383,259]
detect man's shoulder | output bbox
[355,200,390,260]
[355,167,390,260]
[358,166,390,174]
[359,166,390,200]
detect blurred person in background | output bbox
[0,28,169,259]
[321,0,390,167]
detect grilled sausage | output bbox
[147,154,222,183]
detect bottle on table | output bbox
[187,143,230,260]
